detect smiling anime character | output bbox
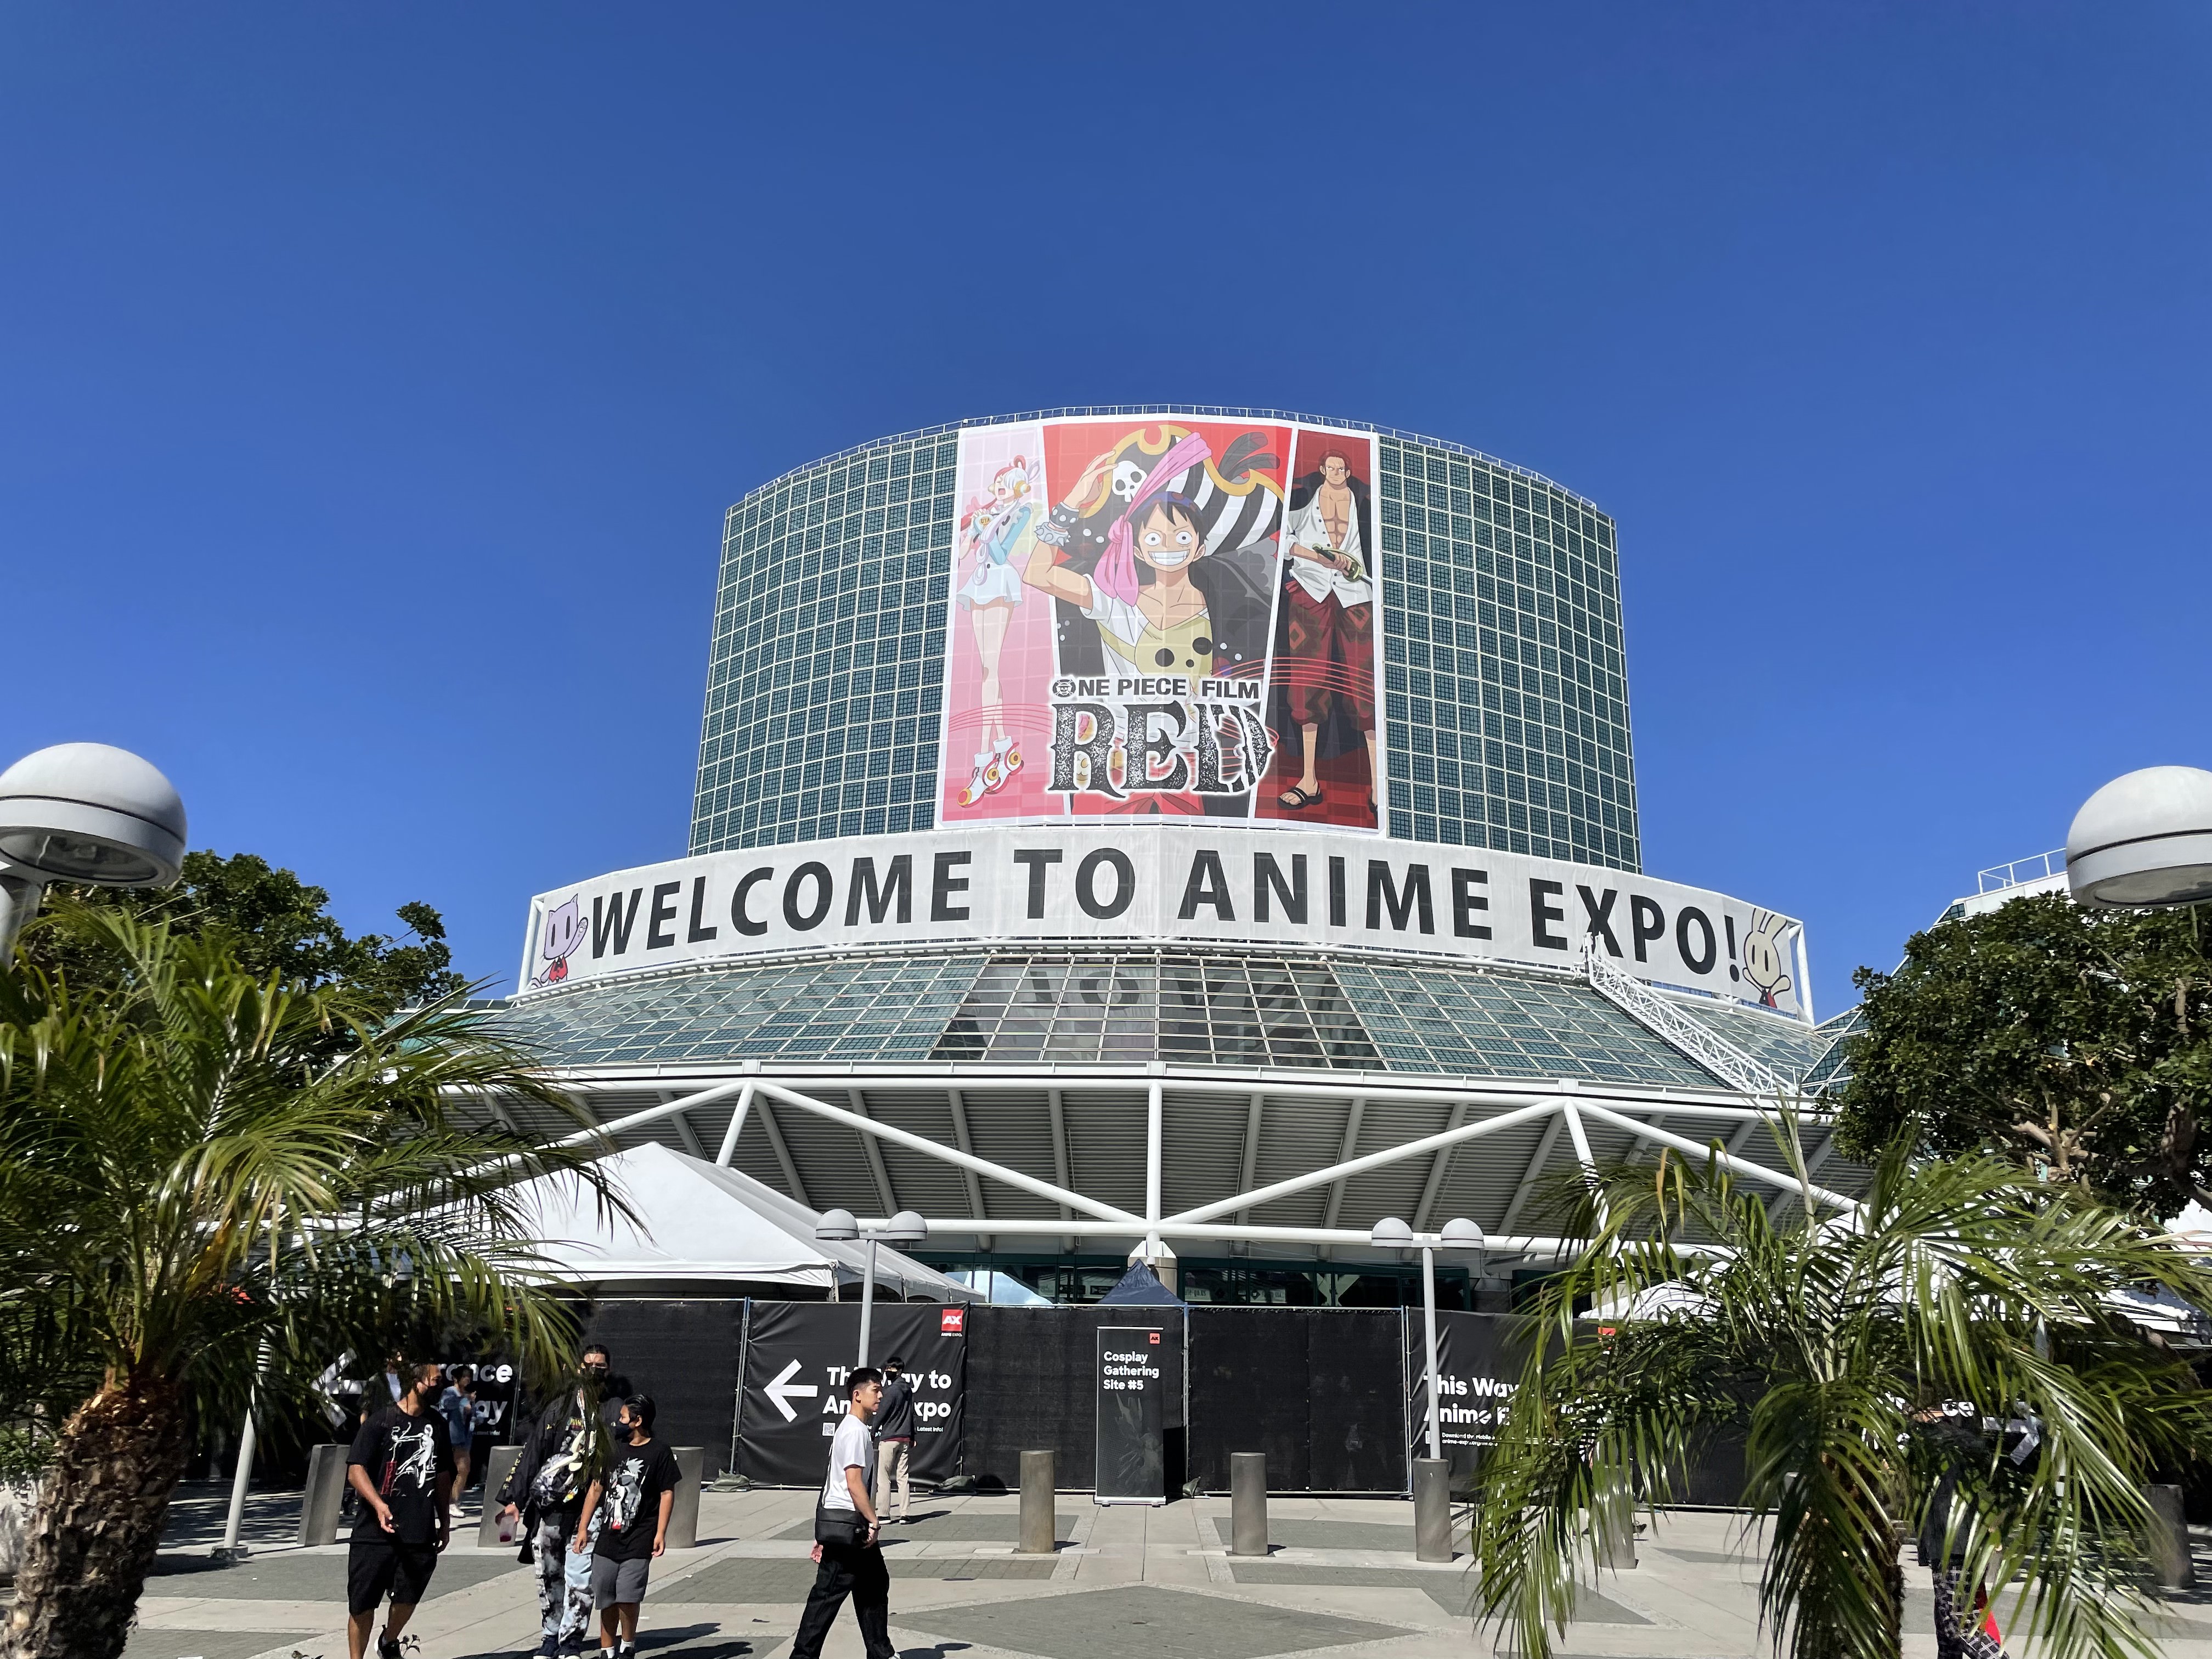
[531,896,585,988]
[1741,909,1794,1009]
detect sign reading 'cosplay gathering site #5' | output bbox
[518,825,1810,1019]
[938,417,1386,834]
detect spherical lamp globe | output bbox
[0,742,187,887]
[2066,766,2212,909]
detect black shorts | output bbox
[347,1539,439,1614]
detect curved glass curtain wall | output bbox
[687,409,1639,871]
[490,946,1737,1083]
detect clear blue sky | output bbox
[3,5,2205,1015]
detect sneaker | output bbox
[981,748,1004,791]
[534,1640,558,1658]
[957,758,990,808]
[376,1635,402,1659]
[556,1637,588,1657]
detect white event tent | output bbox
[517,1141,975,1302]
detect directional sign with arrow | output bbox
[738,1302,966,1485]
[763,1358,818,1423]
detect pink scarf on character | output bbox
[1092,432,1214,606]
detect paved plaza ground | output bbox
[42,1481,2212,1659]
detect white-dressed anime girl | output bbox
[955,455,1037,807]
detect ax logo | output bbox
[940,1308,966,1335]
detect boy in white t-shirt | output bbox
[789,1368,893,1659]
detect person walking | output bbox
[572,1395,679,1659]
[872,1356,914,1524]
[345,1362,454,1659]
[439,1365,479,1495]
[498,1343,627,1656]
[789,1368,894,1659]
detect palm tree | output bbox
[1476,1122,2212,1659]
[0,904,622,1659]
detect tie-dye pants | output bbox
[534,1512,600,1646]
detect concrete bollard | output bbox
[297,1443,348,1547]
[478,1444,523,1549]
[1018,1451,1056,1556]
[665,1448,705,1550]
[2148,1484,2194,1592]
[1229,1452,1269,1557]
[1413,1457,1453,1562]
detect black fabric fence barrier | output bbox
[1189,1307,1408,1494]
[963,1306,1184,1494]
[578,1299,749,1477]
[569,1296,1742,1499]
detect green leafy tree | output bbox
[17,848,467,1016]
[0,903,622,1659]
[1835,893,2212,1218]
[1477,1126,2212,1659]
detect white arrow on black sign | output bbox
[763,1359,819,1423]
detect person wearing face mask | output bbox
[498,1344,628,1656]
[344,1362,454,1659]
[571,1395,679,1659]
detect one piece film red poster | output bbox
[935,416,1383,831]
[1252,428,1383,830]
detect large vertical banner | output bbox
[942,417,1390,827]
[1257,429,1383,831]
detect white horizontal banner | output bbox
[518,826,1807,1019]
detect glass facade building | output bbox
[687,408,1641,871]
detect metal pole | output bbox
[713,1083,755,1167]
[857,1237,877,1368]
[1421,1243,1441,1461]
[0,872,44,957]
[1144,1079,1163,1266]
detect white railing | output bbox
[1977,849,2066,894]
[1582,944,1787,1099]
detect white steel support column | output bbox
[1048,1088,1074,1254]
[754,1098,810,1208]
[1234,1093,1265,1234]
[1166,1098,1554,1229]
[668,1096,708,1159]
[1412,1103,1469,1232]
[1497,1111,1565,1237]
[713,1084,755,1166]
[754,1080,1142,1225]
[1577,1102,1856,1213]
[945,1088,990,1251]
[1144,1080,1164,1266]
[546,1076,755,1151]
[1562,1102,1599,1178]
[848,1090,900,1217]
[1321,1097,1367,1232]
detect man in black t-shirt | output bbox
[345,1361,455,1659]
[572,1395,679,1659]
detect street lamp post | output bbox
[0,742,188,952]
[1370,1216,1486,1461]
[1375,1215,1483,1564]
[2067,766,2212,911]
[816,1209,928,1368]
